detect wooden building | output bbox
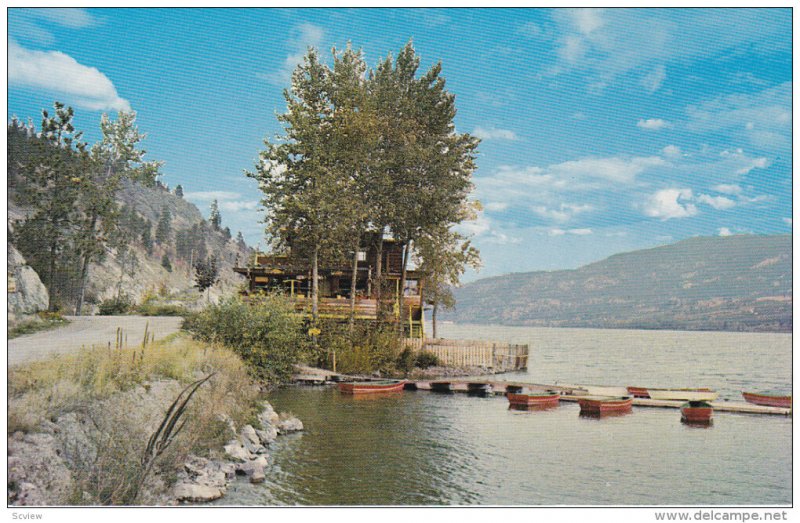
[233,236,425,338]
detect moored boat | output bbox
[507,392,560,408]
[626,386,650,398]
[742,392,791,409]
[647,388,718,401]
[467,382,493,396]
[337,379,406,394]
[561,383,629,396]
[680,401,714,423]
[577,395,633,415]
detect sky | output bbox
[7,8,793,281]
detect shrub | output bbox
[182,295,309,384]
[318,322,403,376]
[98,295,132,315]
[135,302,188,317]
[414,351,440,369]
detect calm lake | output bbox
[219,324,792,505]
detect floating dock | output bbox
[291,367,790,417]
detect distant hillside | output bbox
[444,235,791,332]
[9,177,252,314]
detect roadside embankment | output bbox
[7,334,303,505]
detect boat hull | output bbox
[577,396,633,415]
[647,389,718,401]
[507,392,560,408]
[627,386,650,398]
[681,401,714,423]
[338,380,406,394]
[742,392,791,409]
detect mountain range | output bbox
[443,235,791,332]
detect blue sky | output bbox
[7,8,793,281]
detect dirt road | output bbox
[8,315,184,366]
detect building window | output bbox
[357,250,367,262]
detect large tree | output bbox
[74,111,162,315]
[10,104,87,310]
[376,42,480,331]
[248,48,350,323]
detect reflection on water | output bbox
[219,325,791,506]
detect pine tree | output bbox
[161,253,173,272]
[209,199,222,231]
[174,184,183,198]
[194,257,219,301]
[155,207,172,244]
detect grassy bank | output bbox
[8,333,261,504]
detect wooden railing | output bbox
[403,338,529,373]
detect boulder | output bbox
[240,425,260,446]
[277,415,304,434]
[223,440,252,462]
[173,483,224,503]
[256,427,278,445]
[236,456,268,483]
[7,243,49,317]
[7,432,72,505]
[257,402,280,428]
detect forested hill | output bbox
[8,119,252,314]
[443,235,791,332]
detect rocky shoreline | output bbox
[172,402,303,503]
[8,380,302,506]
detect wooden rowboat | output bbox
[647,388,718,401]
[681,401,714,423]
[577,395,633,415]
[742,392,791,409]
[507,392,560,408]
[626,386,650,398]
[337,379,406,394]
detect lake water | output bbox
[218,324,792,505]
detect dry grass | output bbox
[8,332,261,504]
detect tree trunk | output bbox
[349,236,359,330]
[311,245,319,323]
[432,302,438,339]
[48,241,57,311]
[75,214,98,316]
[373,230,384,318]
[398,241,411,336]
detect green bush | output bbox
[98,295,133,315]
[182,295,309,384]
[135,302,188,317]
[414,351,440,369]
[318,322,402,376]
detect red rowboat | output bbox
[680,401,714,423]
[337,379,406,394]
[507,392,560,408]
[742,392,791,409]
[627,386,650,398]
[577,396,633,415]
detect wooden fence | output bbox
[403,338,529,373]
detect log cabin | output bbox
[233,235,425,338]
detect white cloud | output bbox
[473,126,518,141]
[718,227,733,237]
[637,118,671,130]
[713,184,742,195]
[642,64,666,93]
[34,8,99,28]
[661,145,682,158]
[8,39,130,111]
[518,21,546,39]
[783,218,792,226]
[184,191,241,202]
[643,188,698,220]
[548,228,593,236]
[549,155,665,184]
[532,203,594,223]
[484,201,509,212]
[257,23,324,86]
[220,200,259,212]
[571,112,587,120]
[570,8,606,35]
[697,194,736,210]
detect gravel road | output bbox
[8,315,184,366]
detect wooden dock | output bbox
[290,367,790,417]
